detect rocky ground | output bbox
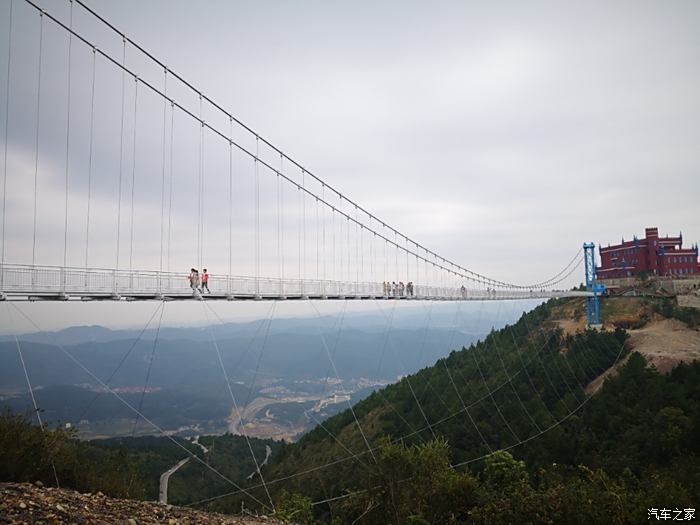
[0,482,287,525]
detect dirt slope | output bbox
[585,318,700,394]
[0,482,286,525]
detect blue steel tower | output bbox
[583,242,605,326]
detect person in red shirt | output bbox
[202,268,210,293]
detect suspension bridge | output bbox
[0,0,596,308]
[0,2,626,517]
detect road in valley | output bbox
[158,457,190,504]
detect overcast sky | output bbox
[1,0,698,331]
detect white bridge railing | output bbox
[0,263,592,301]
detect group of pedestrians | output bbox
[188,268,210,293]
[382,281,414,298]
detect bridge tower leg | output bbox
[583,242,604,327]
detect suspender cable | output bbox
[301,168,306,294]
[368,217,372,285]
[128,76,138,274]
[166,102,174,273]
[315,196,319,283]
[197,95,203,274]
[200,102,206,275]
[62,0,73,274]
[116,38,126,271]
[159,68,167,278]
[322,184,326,290]
[1,0,14,289]
[228,118,233,287]
[280,155,284,288]
[297,172,301,295]
[255,135,260,296]
[277,155,282,294]
[338,195,343,286]
[84,47,96,271]
[31,12,43,268]
[355,207,359,290]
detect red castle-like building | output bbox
[597,227,699,280]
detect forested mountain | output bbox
[213,297,700,524]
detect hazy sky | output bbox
[1,0,698,330]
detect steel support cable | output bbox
[370,299,424,439]
[77,300,164,422]
[355,208,359,289]
[201,302,275,512]
[62,0,73,276]
[450,317,629,469]
[545,314,589,407]
[277,157,282,292]
[23,0,582,293]
[131,300,165,436]
[523,294,600,420]
[241,301,276,411]
[301,168,305,293]
[116,36,125,271]
[514,306,573,414]
[487,301,544,434]
[280,155,284,288]
[297,169,302,293]
[9,302,271,511]
[322,185,325,288]
[254,135,260,294]
[6,302,60,488]
[466,300,521,443]
[532,310,580,408]
[439,301,493,454]
[308,305,628,509]
[31,12,43,267]
[189,314,567,509]
[315,300,349,399]
[300,301,378,473]
[208,308,600,506]
[501,305,559,427]
[210,313,614,511]
[524,250,582,289]
[316,195,319,282]
[159,68,168,277]
[309,301,378,464]
[198,95,204,274]
[371,300,437,440]
[202,300,274,389]
[84,47,96,271]
[166,102,174,273]
[228,118,233,284]
[338,196,343,285]
[389,300,437,439]
[0,0,12,288]
[63,0,589,291]
[128,77,138,274]
[557,307,602,383]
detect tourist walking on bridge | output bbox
[202,269,210,293]
[189,268,201,294]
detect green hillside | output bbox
[211,298,700,524]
